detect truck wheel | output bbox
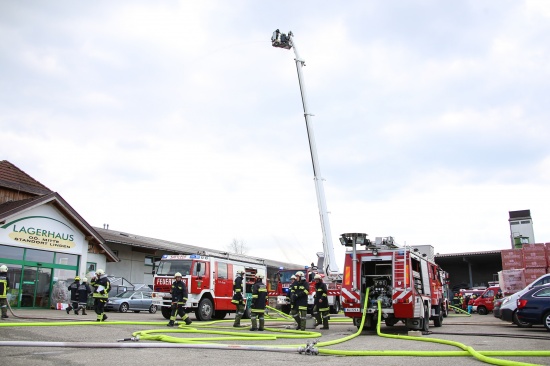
[161,306,171,319]
[477,306,488,315]
[433,306,443,327]
[330,299,341,314]
[513,310,532,328]
[195,298,213,321]
[442,302,449,318]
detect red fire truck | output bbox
[152,253,267,321]
[268,266,342,314]
[339,233,447,331]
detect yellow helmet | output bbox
[74,276,80,281]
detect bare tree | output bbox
[227,238,248,254]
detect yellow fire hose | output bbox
[1,289,549,365]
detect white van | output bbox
[499,273,550,326]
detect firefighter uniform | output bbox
[66,277,81,315]
[250,274,267,331]
[167,273,192,326]
[313,274,330,329]
[231,270,246,327]
[90,269,110,322]
[77,278,92,315]
[289,271,309,331]
[0,265,9,319]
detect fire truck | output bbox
[339,233,447,331]
[268,265,342,314]
[151,253,267,321]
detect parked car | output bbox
[105,291,157,313]
[499,274,550,327]
[516,285,550,331]
[493,297,505,318]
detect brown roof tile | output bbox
[0,160,52,195]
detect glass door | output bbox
[20,266,52,308]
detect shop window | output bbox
[25,249,54,264]
[145,256,161,266]
[0,245,24,260]
[56,253,78,266]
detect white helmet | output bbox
[290,275,296,280]
[295,271,304,277]
[95,269,105,276]
[0,265,7,272]
[175,272,182,277]
[81,277,88,283]
[237,270,246,276]
[256,274,264,279]
[314,274,323,280]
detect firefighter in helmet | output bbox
[167,272,192,326]
[0,265,9,319]
[232,269,246,327]
[76,277,92,315]
[250,273,267,331]
[90,269,110,321]
[285,274,297,305]
[289,271,309,331]
[66,276,81,315]
[313,274,330,329]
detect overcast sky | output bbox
[2,1,549,271]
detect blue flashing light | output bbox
[189,254,200,259]
[162,255,167,259]
[279,266,284,270]
[283,288,289,293]
[304,266,309,269]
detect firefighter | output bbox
[231,270,246,327]
[0,265,9,319]
[285,274,297,305]
[452,293,461,311]
[76,277,92,315]
[313,274,330,329]
[289,271,309,331]
[467,294,477,314]
[167,272,192,327]
[250,274,267,331]
[90,269,110,322]
[66,276,81,315]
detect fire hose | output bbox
[1,289,549,365]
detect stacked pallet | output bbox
[499,243,549,294]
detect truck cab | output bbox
[473,286,501,315]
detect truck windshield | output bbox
[279,271,296,283]
[156,260,192,276]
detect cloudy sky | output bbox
[2,1,549,270]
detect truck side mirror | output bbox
[196,262,202,274]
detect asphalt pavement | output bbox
[0,308,549,366]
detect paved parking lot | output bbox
[0,309,549,366]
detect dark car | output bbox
[493,297,505,318]
[516,286,550,331]
[105,290,157,313]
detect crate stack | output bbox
[499,244,549,294]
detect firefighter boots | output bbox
[184,317,192,325]
[102,314,108,321]
[167,320,175,327]
[321,317,329,330]
[258,318,265,331]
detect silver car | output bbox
[105,291,157,313]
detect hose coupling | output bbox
[298,340,319,355]
[117,336,140,342]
